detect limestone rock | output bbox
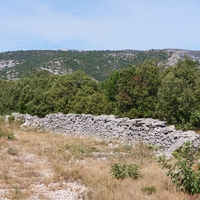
[9,112,200,157]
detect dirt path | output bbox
[0,129,87,200]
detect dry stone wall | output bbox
[12,112,200,157]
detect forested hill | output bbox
[0,49,200,81]
[0,49,168,81]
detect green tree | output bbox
[103,60,162,118]
[102,70,120,102]
[0,69,104,116]
[157,57,200,127]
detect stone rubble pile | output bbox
[12,112,200,157]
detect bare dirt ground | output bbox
[0,124,87,200]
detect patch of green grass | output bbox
[0,127,16,140]
[7,133,16,140]
[141,186,157,195]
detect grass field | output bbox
[0,121,199,200]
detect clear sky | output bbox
[1,0,200,52]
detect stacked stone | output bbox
[11,113,200,157]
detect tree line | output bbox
[0,57,200,130]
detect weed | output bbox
[110,163,141,180]
[0,127,16,140]
[110,163,127,179]
[0,128,6,138]
[99,140,108,146]
[141,186,157,195]
[7,147,18,156]
[69,169,82,181]
[11,186,23,200]
[123,144,132,152]
[71,143,89,153]
[7,133,16,140]
[0,116,4,122]
[3,171,9,184]
[148,144,164,151]
[132,141,154,160]
[59,142,99,159]
[127,163,142,179]
[8,115,15,123]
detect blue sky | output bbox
[1,0,200,52]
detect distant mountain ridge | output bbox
[0,49,199,81]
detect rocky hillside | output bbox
[164,49,200,66]
[0,49,199,81]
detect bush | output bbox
[190,111,200,129]
[8,115,15,122]
[127,164,142,179]
[158,142,200,194]
[110,163,141,180]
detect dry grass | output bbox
[0,121,199,200]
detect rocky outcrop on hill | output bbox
[164,49,200,66]
[11,113,200,157]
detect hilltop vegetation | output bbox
[0,49,170,81]
[0,57,200,130]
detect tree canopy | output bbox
[156,57,200,129]
[1,57,200,130]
